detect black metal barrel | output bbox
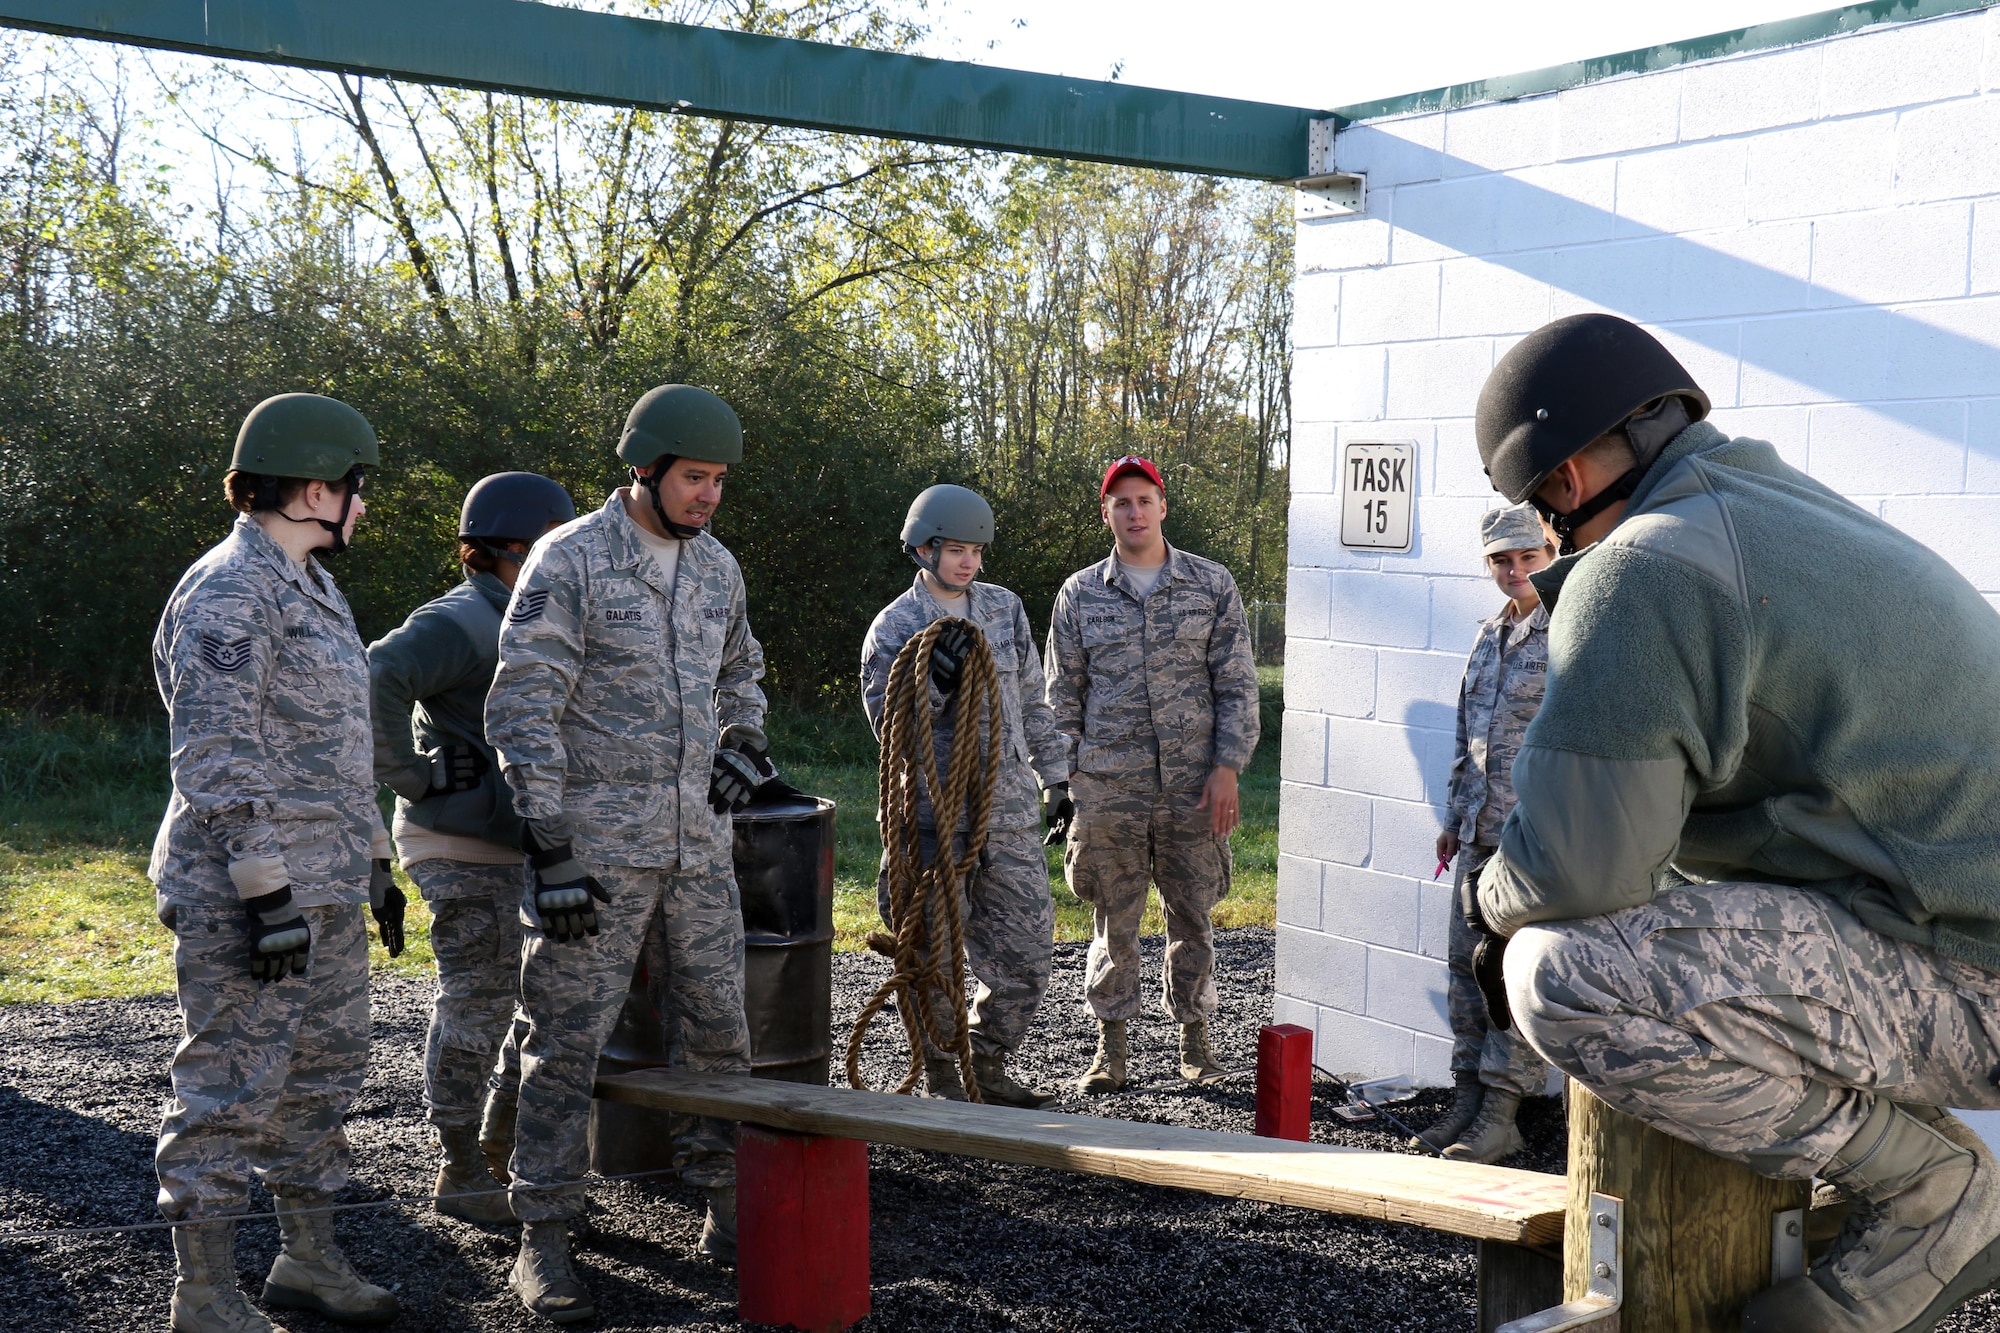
[590,793,836,1175]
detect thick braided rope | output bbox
[845,617,1003,1099]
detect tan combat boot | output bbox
[1079,1019,1127,1094]
[1178,1019,1225,1084]
[171,1219,290,1333]
[480,1087,517,1183]
[262,1197,398,1324]
[972,1051,1055,1109]
[511,1220,595,1324]
[924,1055,969,1102]
[1742,1100,2000,1333]
[436,1122,514,1225]
[1415,1074,1485,1151]
[697,1185,737,1267]
[1441,1087,1525,1165]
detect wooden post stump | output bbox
[1565,1082,1808,1333]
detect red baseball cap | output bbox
[1100,455,1165,498]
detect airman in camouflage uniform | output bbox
[1471,316,2000,1333]
[151,394,398,1333]
[485,385,763,1322]
[371,472,576,1225]
[1426,503,1553,1164]
[1045,456,1259,1093]
[862,488,1069,1107]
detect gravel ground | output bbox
[4,927,1998,1332]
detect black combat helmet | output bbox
[460,472,577,544]
[1476,313,1710,504]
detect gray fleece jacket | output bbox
[1479,421,2000,976]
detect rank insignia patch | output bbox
[509,589,550,624]
[199,635,255,673]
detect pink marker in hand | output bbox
[1434,856,1450,880]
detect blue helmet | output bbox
[460,472,576,544]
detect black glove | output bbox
[422,743,488,798]
[369,859,406,958]
[1460,861,1512,1031]
[709,746,770,815]
[244,886,311,983]
[1043,782,1076,848]
[929,620,977,695]
[523,820,610,943]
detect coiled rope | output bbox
[845,616,1004,1101]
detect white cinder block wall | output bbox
[1278,2,2000,1087]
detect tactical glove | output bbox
[369,859,406,958]
[1459,863,1512,1032]
[709,747,770,815]
[244,886,312,983]
[422,743,489,799]
[522,817,609,943]
[929,621,977,696]
[1043,782,1076,848]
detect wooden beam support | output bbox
[1564,1083,1808,1333]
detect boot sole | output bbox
[261,1282,399,1325]
[1896,1234,2000,1333]
[510,1276,596,1324]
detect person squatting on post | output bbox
[1467,313,2000,1333]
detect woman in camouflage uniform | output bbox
[369,472,575,1225]
[1426,502,1555,1165]
[150,394,403,1333]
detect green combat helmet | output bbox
[901,484,994,592]
[230,392,381,555]
[616,384,742,539]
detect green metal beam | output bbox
[0,0,1332,180]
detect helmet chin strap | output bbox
[265,466,364,557]
[633,458,704,540]
[908,543,972,594]
[1533,396,1693,555]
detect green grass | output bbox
[0,667,1281,1002]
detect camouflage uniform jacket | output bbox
[150,513,380,908]
[485,494,766,872]
[1446,602,1549,846]
[1044,544,1260,794]
[369,571,522,848]
[861,575,1068,833]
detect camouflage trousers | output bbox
[1066,776,1229,1024]
[155,898,370,1218]
[509,859,750,1221]
[1449,846,1550,1097]
[876,823,1053,1059]
[408,859,525,1135]
[1507,881,2000,1180]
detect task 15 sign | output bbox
[1340,441,1416,552]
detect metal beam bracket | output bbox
[1292,173,1366,218]
[1772,1206,1806,1283]
[1495,1193,1623,1333]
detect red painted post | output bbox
[1255,1023,1314,1142]
[737,1126,871,1332]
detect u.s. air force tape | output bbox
[509,589,550,624]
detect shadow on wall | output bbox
[1337,135,2000,458]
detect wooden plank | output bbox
[597,1070,1567,1245]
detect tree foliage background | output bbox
[0,2,1291,716]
